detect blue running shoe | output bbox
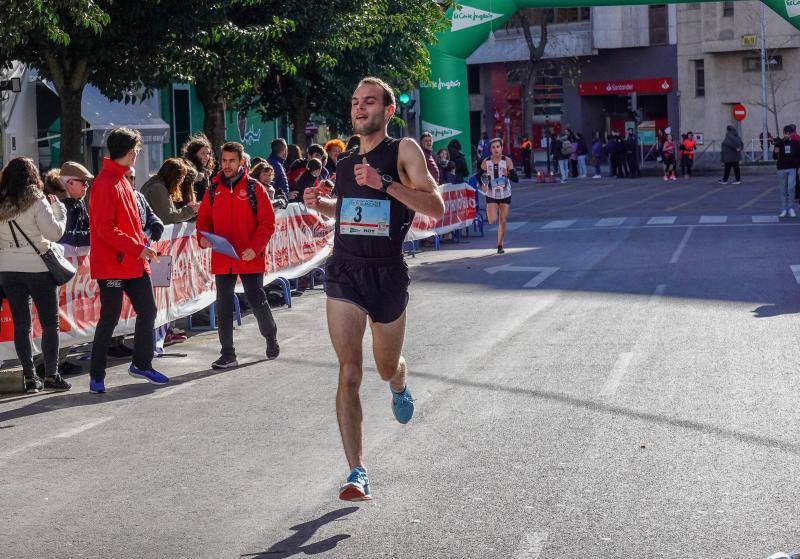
[128,364,169,385]
[391,386,415,424]
[339,467,372,502]
[89,378,106,394]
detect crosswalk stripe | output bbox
[753,215,779,223]
[541,219,577,229]
[595,217,626,227]
[699,215,728,224]
[647,216,677,225]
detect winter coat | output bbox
[60,197,90,247]
[89,157,150,280]
[0,184,66,273]
[721,129,744,163]
[140,175,195,224]
[591,140,602,158]
[195,169,276,276]
[133,190,165,242]
[576,139,588,156]
[422,147,440,184]
[266,153,289,197]
[448,149,469,183]
[773,134,800,170]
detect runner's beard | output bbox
[353,114,385,136]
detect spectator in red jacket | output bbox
[88,128,167,394]
[196,141,280,369]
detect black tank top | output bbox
[333,136,414,259]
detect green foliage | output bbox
[251,0,449,135]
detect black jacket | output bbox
[774,135,800,170]
[133,190,165,241]
[59,197,90,247]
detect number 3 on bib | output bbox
[340,198,391,237]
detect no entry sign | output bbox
[733,104,747,121]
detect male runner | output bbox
[304,77,444,501]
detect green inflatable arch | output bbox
[421,0,800,152]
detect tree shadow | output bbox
[242,507,358,558]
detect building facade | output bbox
[677,0,800,157]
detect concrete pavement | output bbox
[2,173,800,558]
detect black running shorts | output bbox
[325,252,410,324]
[485,196,511,205]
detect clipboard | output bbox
[150,255,173,287]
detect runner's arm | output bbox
[303,187,337,219]
[391,139,445,220]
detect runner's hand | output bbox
[354,157,381,189]
[199,237,212,249]
[241,248,256,261]
[140,246,160,263]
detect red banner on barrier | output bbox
[408,182,477,241]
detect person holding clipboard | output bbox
[196,141,280,369]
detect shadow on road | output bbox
[242,507,358,558]
[0,360,267,424]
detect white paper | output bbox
[150,255,172,287]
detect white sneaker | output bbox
[779,210,788,218]
[592,175,601,179]
[790,208,797,217]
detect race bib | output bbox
[785,145,792,155]
[489,176,511,199]
[340,198,391,237]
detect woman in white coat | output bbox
[0,157,68,392]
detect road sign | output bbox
[733,104,747,121]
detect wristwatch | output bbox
[380,173,393,193]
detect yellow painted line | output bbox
[737,187,774,210]
[665,187,725,212]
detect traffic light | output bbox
[626,92,637,114]
[398,92,411,105]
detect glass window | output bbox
[743,55,782,72]
[694,59,705,97]
[723,1,734,17]
[467,65,481,94]
[649,5,668,45]
[172,87,191,155]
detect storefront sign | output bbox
[578,78,674,96]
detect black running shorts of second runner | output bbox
[325,252,409,324]
[485,195,511,205]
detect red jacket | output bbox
[89,157,150,280]
[196,169,276,275]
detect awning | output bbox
[43,81,170,146]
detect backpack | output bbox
[561,141,572,156]
[208,177,259,215]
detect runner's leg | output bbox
[369,311,407,393]
[497,204,510,247]
[486,202,498,225]
[327,298,368,470]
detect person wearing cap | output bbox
[44,161,93,247]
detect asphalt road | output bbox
[2,173,800,559]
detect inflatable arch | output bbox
[420,0,800,152]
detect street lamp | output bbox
[0,76,22,168]
[759,2,769,161]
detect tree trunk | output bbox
[44,52,89,165]
[196,83,227,155]
[58,87,85,165]
[290,95,309,149]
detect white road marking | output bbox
[541,219,577,230]
[484,265,560,288]
[791,265,800,284]
[514,531,548,559]
[595,217,626,227]
[669,226,695,265]
[699,215,727,224]
[151,381,197,399]
[599,352,635,398]
[753,215,779,223]
[647,216,677,225]
[489,221,528,232]
[0,417,112,464]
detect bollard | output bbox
[0,366,25,394]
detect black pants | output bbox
[215,273,277,358]
[681,156,693,177]
[0,271,59,377]
[722,162,741,182]
[522,154,532,178]
[627,153,641,177]
[90,273,156,380]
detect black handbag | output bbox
[9,220,76,286]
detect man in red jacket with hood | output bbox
[88,128,166,394]
[196,141,279,368]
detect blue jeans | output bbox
[577,155,588,177]
[558,159,569,181]
[778,168,797,210]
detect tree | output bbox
[252,0,448,147]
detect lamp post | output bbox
[0,77,23,168]
[759,2,770,161]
